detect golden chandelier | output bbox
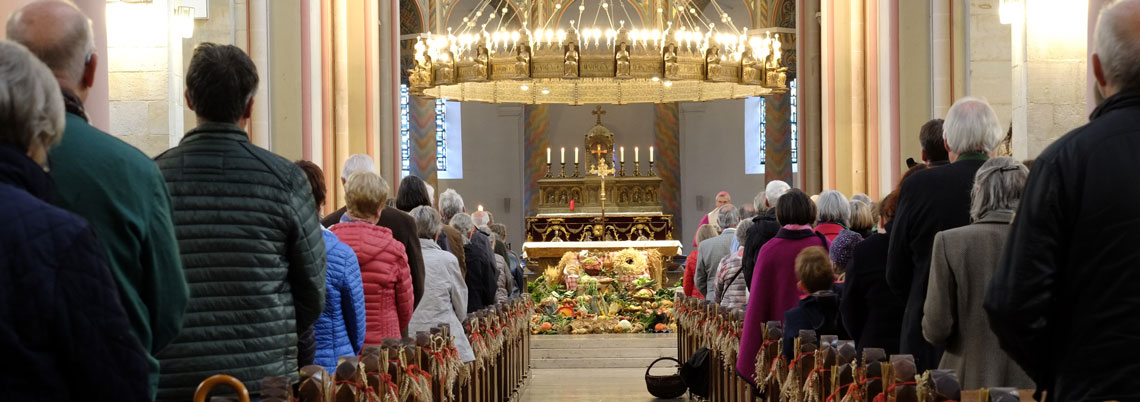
[407,0,788,105]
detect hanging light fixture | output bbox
[406,0,788,105]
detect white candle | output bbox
[477,204,484,212]
[620,146,625,162]
[650,146,655,162]
[575,147,579,164]
[560,147,565,164]
[546,147,551,164]
[635,146,639,163]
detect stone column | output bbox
[765,93,793,185]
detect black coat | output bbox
[463,231,499,312]
[741,209,781,289]
[985,90,1140,400]
[841,226,904,354]
[886,154,986,372]
[323,206,425,309]
[782,292,848,360]
[0,145,150,401]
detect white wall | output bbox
[544,104,656,166]
[439,102,526,250]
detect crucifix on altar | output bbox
[588,144,616,237]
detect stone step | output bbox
[531,347,675,359]
[531,334,676,350]
[530,356,680,369]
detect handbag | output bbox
[680,347,712,398]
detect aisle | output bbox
[518,368,688,402]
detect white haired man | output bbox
[741,180,791,289]
[986,1,1140,399]
[440,190,498,303]
[321,154,425,310]
[450,213,498,312]
[7,2,188,397]
[0,39,150,402]
[885,96,1003,373]
[695,204,741,302]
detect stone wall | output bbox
[969,0,1012,129]
[106,0,173,156]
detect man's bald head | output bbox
[1094,0,1140,97]
[6,1,95,95]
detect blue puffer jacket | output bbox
[314,228,367,371]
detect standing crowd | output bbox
[0,1,522,401]
[681,1,1140,400]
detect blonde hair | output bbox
[695,224,719,244]
[345,171,389,218]
[849,200,875,233]
[795,246,834,293]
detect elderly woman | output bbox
[295,161,366,372]
[0,40,149,400]
[684,224,719,298]
[814,190,851,242]
[849,200,876,238]
[715,219,754,308]
[331,172,414,344]
[922,157,1033,389]
[407,206,475,362]
[737,189,829,385]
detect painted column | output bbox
[523,104,551,218]
[653,103,682,240]
[765,93,793,184]
[798,0,823,194]
[408,96,439,185]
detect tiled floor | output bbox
[517,368,689,401]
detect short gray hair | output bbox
[970,157,1028,222]
[424,183,436,205]
[410,205,443,239]
[450,212,475,238]
[472,211,492,228]
[735,219,754,244]
[0,40,65,152]
[943,97,1002,155]
[816,190,851,226]
[439,189,464,220]
[6,1,95,86]
[851,193,872,205]
[753,191,767,211]
[342,154,374,179]
[1095,0,1140,91]
[765,180,791,209]
[717,204,740,229]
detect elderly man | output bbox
[451,213,498,312]
[321,154,425,309]
[0,39,150,402]
[473,210,513,302]
[153,43,326,400]
[440,189,488,277]
[986,1,1140,399]
[7,2,188,396]
[694,191,732,246]
[886,97,1003,373]
[742,180,791,289]
[695,204,741,302]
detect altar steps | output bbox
[530,334,676,369]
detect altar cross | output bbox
[592,105,606,125]
[589,144,608,161]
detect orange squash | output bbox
[557,306,575,317]
[541,322,553,332]
[654,323,668,332]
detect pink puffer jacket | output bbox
[331,222,413,345]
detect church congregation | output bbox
[3,0,1140,401]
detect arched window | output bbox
[745,78,798,174]
[400,84,463,178]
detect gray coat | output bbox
[922,211,1033,389]
[408,239,474,362]
[696,229,735,301]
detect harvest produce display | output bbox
[528,248,679,335]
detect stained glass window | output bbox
[750,78,799,174]
[400,84,448,172]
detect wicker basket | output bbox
[645,357,687,399]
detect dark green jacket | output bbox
[154,123,326,401]
[49,112,189,397]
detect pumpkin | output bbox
[654,323,668,332]
[541,322,554,332]
[557,306,575,317]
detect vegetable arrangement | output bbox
[528,273,679,335]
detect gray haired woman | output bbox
[922,157,1033,389]
[814,190,850,242]
[407,205,475,362]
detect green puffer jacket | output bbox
[153,123,327,401]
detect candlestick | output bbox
[560,161,566,178]
[545,161,553,177]
[573,160,581,177]
[620,146,625,163]
[650,146,654,163]
[634,160,641,176]
[648,160,656,176]
[574,147,579,164]
[560,147,565,164]
[635,146,639,163]
[546,147,551,164]
[619,161,626,177]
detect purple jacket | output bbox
[736,228,829,384]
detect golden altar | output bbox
[523,107,681,274]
